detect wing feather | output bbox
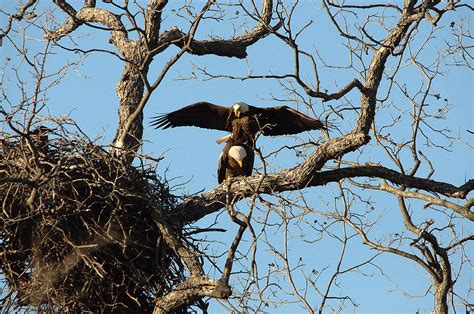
[151,101,231,131]
[253,106,325,136]
[217,147,229,184]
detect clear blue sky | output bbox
[2,1,472,312]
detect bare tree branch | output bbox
[145,0,168,47]
[0,0,38,41]
[46,3,133,55]
[171,0,280,59]
[173,159,473,224]
[153,276,231,313]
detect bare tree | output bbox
[1,0,472,313]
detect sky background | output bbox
[1,1,473,312]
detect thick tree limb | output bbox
[172,132,370,224]
[317,167,473,199]
[45,0,81,40]
[154,219,204,277]
[145,0,168,47]
[153,276,231,313]
[172,0,279,58]
[172,154,473,224]
[356,11,417,134]
[46,4,132,55]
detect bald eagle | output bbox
[151,101,326,146]
[217,141,254,183]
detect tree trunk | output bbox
[113,61,145,153]
[434,284,449,314]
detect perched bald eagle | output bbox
[217,141,254,183]
[151,101,326,146]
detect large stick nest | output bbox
[0,127,190,312]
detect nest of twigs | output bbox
[0,127,191,312]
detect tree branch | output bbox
[0,0,38,41]
[145,0,168,48]
[170,0,280,58]
[341,216,441,284]
[46,3,133,56]
[378,182,473,221]
[153,276,231,313]
[356,3,419,134]
[446,235,474,251]
[307,78,369,101]
[321,166,473,199]
[172,155,473,224]
[172,132,369,224]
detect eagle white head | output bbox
[233,101,250,118]
[228,145,247,168]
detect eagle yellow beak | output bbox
[237,160,243,168]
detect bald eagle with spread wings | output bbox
[151,101,326,147]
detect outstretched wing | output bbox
[151,101,231,131]
[253,106,326,136]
